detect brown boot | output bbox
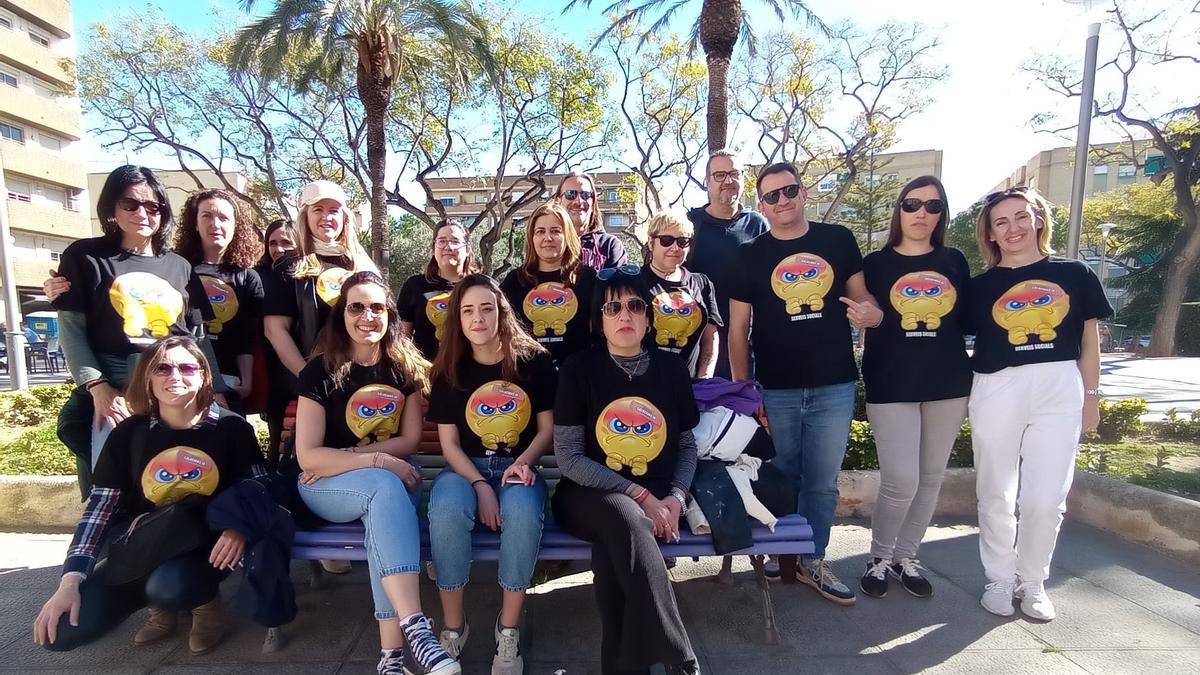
[133,607,177,646]
[188,598,226,655]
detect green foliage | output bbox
[836,154,902,253]
[0,384,74,427]
[0,422,75,476]
[1091,397,1148,443]
[1160,407,1200,442]
[946,200,985,274]
[843,420,879,470]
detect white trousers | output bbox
[969,361,1083,583]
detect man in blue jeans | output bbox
[726,162,882,605]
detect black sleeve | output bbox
[297,359,330,405]
[91,417,138,490]
[261,268,298,318]
[672,359,700,432]
[697,274,723,327]
[500,270,526,315]
[605,234,628,268]
[842,226,864,276]
[397,276,419,322]
[952,249,976,335]
[553,354,588,426]
[426,374,456,424]
[244,268,266,316]
[528,350,558,413]
[1077,262,1114,320]
[185,268,216,329]
[750,212,770,238]
[227,416,265,478]
[574,266,596,315]
[726,245,753,303]
[52,241,95,314]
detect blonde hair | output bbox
[292,202,378,279]
[520,202,582,286]
[644,210,694,258]
[976,187,1055,268]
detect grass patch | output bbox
[0,422,76,476]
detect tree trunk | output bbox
[1149,196,1199,357]
[705,54,730,153]
[698,0,740,153]
[357,56,392,284]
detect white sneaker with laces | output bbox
[438,623,469,659]
[980,579,1017,616]
[1015,581,1056,621]
[491,620,523,675]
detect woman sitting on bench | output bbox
[291,271,457,675]
[551,268,701,675]
[426,274,557,674]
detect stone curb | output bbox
[0,475,82,530]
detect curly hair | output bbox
[175,189,263,269]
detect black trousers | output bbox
[45,549,226,652]
[551,480,695,675]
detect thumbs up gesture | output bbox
[840,296,883,329]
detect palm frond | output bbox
[762,0,832,38]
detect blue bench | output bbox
[290,454,814,644]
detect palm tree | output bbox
[230,0,491,282]
[565,0,827,152]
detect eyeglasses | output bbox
[347,302,388,317]
[653,235,693,248]
[600,298,647,317]
[597,264,642,281]
[899,198,946,214]
[710,170,742,183]
[984,186,1031,205]
[434,238,466,250]
[152,362,202,377]
[117,197,163,216]
[560,189,594,202]
[761,184,802,205]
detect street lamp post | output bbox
[1098,221,1115,291]
[1064,0,1103,260]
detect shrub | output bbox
[0,421,76,476]
[949,419,974,468]
[843,419,878,470]
[0,383,74,427]
[1091,398,1148,443]
[1160,408,1200,442]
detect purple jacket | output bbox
[692,377,762,416]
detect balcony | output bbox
[0,31,72,86]
[0,84,80,139]
[5,196,91,240]
[0,139,84,188]
[0,0,72,39]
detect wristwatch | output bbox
[1085,387,1104,397]
[669,490,688,510]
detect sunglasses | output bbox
[601,298,648,317]
[560,189,594,202]
[597,264,642,281]
[761,184,802,205]
[347,302,388,317]
[153,362,202,377]
[117,197,163,216]
[653,235,693,248]
[984,185,1031,205]
[899,198,946,214]
[710,170,742,183]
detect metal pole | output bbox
[0,153,30,390]
[1066,22,1101,260]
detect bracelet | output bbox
[669,491,688,510]
[371,453,383,469]
[632,487,650,504]
[85,379,107,392]
[471,478,488,488]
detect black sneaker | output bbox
[400,614,461,675]
[889,557,933,598]
[666,660,701,675]
[797,558,857,605]
[859,557,891,598]
[378,648,406,675]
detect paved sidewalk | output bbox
[1100,355,1200,420]
[1,520,1198,674]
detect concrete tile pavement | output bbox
[1,520,1198,674]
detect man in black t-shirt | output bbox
[726,162,882,606]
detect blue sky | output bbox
[70,0,1182,209]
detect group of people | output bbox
[30,149,1108,675]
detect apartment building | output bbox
[0,0,88,295]
[798,149,943,223]
[986,139,1165,206]
[86,168,250,235]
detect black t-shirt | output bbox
[397,274,455,361]
[686,205,769,319]
[579,230,628,270]
[555,347,699,491]
[500,266,596,364]
[427,350,557,458]
[298,357,418,448]
[968,257,1112,374]
[862,247,973,403]
[52,236,214,357]
[640,266,723,377]
[726,223,863,389]
[261,254,353,357]
[92,407,262,515]
[195,263,264,376]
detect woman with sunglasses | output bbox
[175,189,265,414]
[500,202,596,365]
[551,270,700,675]
[398,220,481,361]
[554,171,628,270]
[44,166,220,481]
[857,176,972,600]
[255,219,300,462]
[969,187,1109,622]
[35,336,265,654]
[293,271,459,674]
[425,275,556,673]
[640,210,722,379]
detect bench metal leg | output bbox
[262,626,287,653]
[715,555,734,586]
[750,554,781,645]
[308,560,327,590]
[779,554,798,585]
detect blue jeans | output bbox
[762,381,856,558]
[427,456,547,592]
[298,466,423,619]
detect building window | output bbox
[1092,173,1107,192]
[817,177,837,192]
[7,178,32,202]
[66,189,82,212]
[41,185,67,208]
[607,190,619,202]
[0,121,24,143]
[1093,164,1108,175]
[1118,164,1136,178]
[38,132,63,151]
[884,173,898,182]
[0,17,12,29]
[28,31,50,47]
[471,193,489,204]
[1145,155,1164,176]
[0,70,16,88]
[605,214,624,229]
[437,197,456,206]
[50,251,61,262]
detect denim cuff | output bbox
[436,579,469,592]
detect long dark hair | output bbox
[590,270,653,339]
[175,189,263,269]
[886,175,950,249]
[96,165,174,254]
[431,274,544,391]
[424,220,481,283]
[313,271,431,394]
[258,218,298,268]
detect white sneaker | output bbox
[491,620,523,675]
[438,622,469,659]
[1016,581,1056,621]
[980,579,1017,616]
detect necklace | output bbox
[610,350,649,381]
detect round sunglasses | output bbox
[761,184,801,205]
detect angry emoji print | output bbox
[465,380,532,453]
[770,253,834,315]
[889,271,957,330]
[992,280,1070,345]
[595,397,667,477]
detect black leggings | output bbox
[551,480,695,675]
[45,550,226,652]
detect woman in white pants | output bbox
[859,175,973,599]
[968,187,1110,621]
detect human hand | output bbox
[33,577,82,646]
[840,297,883,329]
[209,529,246,570]
[43,271,70,302]
[500,461,534,487]
[475,481,501,530]
[638,494,673,539]
[89,383,129,430]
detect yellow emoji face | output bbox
[316,267,351,306]
[651,290,703,347]
[465,380,532,452]
[109,272,185,339]
[425,291,452,340]
[522,282,578,337]
[889,271,957,330]
[992,280,1070,345]
[345,384,405,445]
[770,253,834,315]
[200,275,239,334]
[595,397,667,476]
[139,446,220,508]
